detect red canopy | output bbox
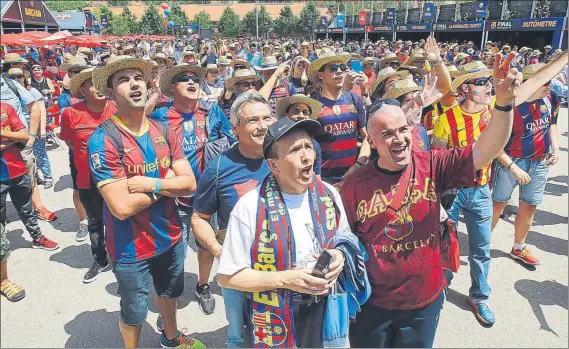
[64,34,104,48]
[40,30,73,44]
[21,31,53,41]
[0,33,38,46]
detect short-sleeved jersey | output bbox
[505,93,559,160]
[433,99,494,186]
[0,103,27,181]
[59,100,116,189]
[311,91,367,184]
[87,116,186,263]
[421,101,456,132]
[150,101,236,207]
[259,78,297,111]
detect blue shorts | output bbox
[492,158,549,206]
[112,240,185,326]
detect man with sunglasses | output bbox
[257,56,297,112]
[200,64,224,101]
[150,64,236,317]
[433,51,568,327]
[220,69,261,117]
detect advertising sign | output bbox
[100,14,108,28]
[476,0,488,18]
[337,13,345,28]
[359,11,367,25]
[423,3,435,21]
[396,23,432,32]
[433,21,483,31]
[385,8,395,22]
[485,18,564,31]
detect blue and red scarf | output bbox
[250,173,339,348]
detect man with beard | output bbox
[217,116,349,348]
[192,91,276,348]
[88,56,204,348]
[60,68,117,283]
[432,51,568,326]
[150,64,236,317]
[257,56,297,111]
[341,53,524,347]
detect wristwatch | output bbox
[29,134,39,140]
[430,57,443,66]
[494,103,514,112]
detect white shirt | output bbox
[218,181,351,276]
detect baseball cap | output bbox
[263,118,321,157]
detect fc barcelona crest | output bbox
[153,135,167,147]
[183,120,194,133]
[252,310,288,347]
[347,104,357,113]
[332,105,342,115]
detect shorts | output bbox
[492,157,549,206]
[179,205,207,250]
[112,240,185,326]
[0,222,10,262]
[69,155,79,191]
[20,143,37,183]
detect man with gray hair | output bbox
[192,91,276,347]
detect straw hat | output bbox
[447,64,461,79]
[350,53,363,61]
[254,56,279,71]
[406,52,427,66]
[522,63,545,81]
[544,45,552,49]
[382,79,421,100]
[276,94,322,120]
[307,51,351,83]
[531,50,541,57]
[3,68,24,77]
[370,67,409,97]
[205,64,218,72]
[224,69,261,92]
[218,56,231,66]
[92,55,153,95]
[159,64,204,98]
[70,67,96,98]
[77,47,94,55]
[181,51,199,60]
[152,52,172,67]
[450,61,492,93]
[519,47,530,54]
[119,45,136,55]
[379,53,400,70]
[61,55,89,73]
[2,53,28,64]
[502,45,511,52]
[363,57,375,66]
[232,59,251,69]
[454,52,470,64]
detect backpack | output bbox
[201,100,232,165]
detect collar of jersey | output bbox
[112,115,149,137]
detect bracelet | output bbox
[430,58,443,66]
[507,162,515,171]
[494,103,514,112]
[153,178,162,193]
[354,162,363,169]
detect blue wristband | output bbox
[154,179,162,194]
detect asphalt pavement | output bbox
[1,109,567,348]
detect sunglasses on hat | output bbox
[466,76,493,86]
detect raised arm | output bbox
[515,50,568,106]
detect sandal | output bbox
[0,280,26,302]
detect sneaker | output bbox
[195,283,215,315]
[43,177,54,189]
[83,259,110,283]
[35,207,57,222]
[160,330,206,348]
[0,280,26,302]
[32,235,60,251]
[76,222,89,242]
[157,314,165,332]
[36,175,45,186]
[510,247,540,266]
[468,299,495,326]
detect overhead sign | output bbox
[100,14,108,28]
[476,0,488,18]
[434,21,483,32]
[396,23,432,32]
[372,24,393,32]
[337,13,345,28]
[385,8,395,22]
[55,14,72,21]
[423,3,435,21]
[347,27,365,33]
[486,18,564,31]
[359,11,367,26]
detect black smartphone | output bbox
[311,250,333,278]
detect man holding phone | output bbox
[217,116,349,348]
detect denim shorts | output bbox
[492,158,549,206]
[112,240,185,326]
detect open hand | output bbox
[493,52,522,106]
[424,36,441,62]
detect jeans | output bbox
[492,158,549,206]
[78,186,107,263]
[349,292,444,348]
[33,138,52,178]
[222,288,247,348]
[0,175,42,240]
[448,184,492,303]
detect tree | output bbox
[218,7,242,37]
[96,5,114,34]
[121,6,139,34]
[109,15,131,36]
[242,5,273,37]
[169,3,189,26]
[45,0,88,12]
[140,4,165,35]
[193,11,212,30]
[298,1,319,37]
[108,0,130,6]
[274,6,298,37]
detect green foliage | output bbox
[140,4,165,35]
[273,6,298,37]
[193,11,212,30]
[45,0,88,12]
[243,5,273,36]
[109,14,130,36]
[298,1,319,35]
[108,0,130,6]
[121,6,139,34]
[218,7,242,37]
[97,5,114,34]
[168,4,189,26]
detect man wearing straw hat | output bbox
[87,56,204,348]
[491,60,566,267]
[433,50,568,327]
[221,69,261,117]
[200,64,224,100]
[150,63,236,318]
[59,68,117,282]
[257,56,297,111]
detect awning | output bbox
[1,0,59,27]
[53,11,85,31]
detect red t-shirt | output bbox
[0,103,28,181]
[60,100,117,189]
[340,146,476,310]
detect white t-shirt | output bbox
[218,181,351,276]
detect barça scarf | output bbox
[250,173,340,348]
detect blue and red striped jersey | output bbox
[311,91,366,184]
[0,103,27,181]
[505,93,559,161]
[149,101,236,207]
[87,116,187,263]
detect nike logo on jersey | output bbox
[125,147,136,153]
[456,127,466,132]
[521,113,532,119]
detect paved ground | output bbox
[1,110,567,348]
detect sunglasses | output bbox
[173,74,200,84]
[234,65,246,70]
[367,98,401,116]
[387,61,400,68]
[236,81,255,88]
[466,76,493,86]
[296,62,307,68]
[320,63,348,73]
[208,70,218,75]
